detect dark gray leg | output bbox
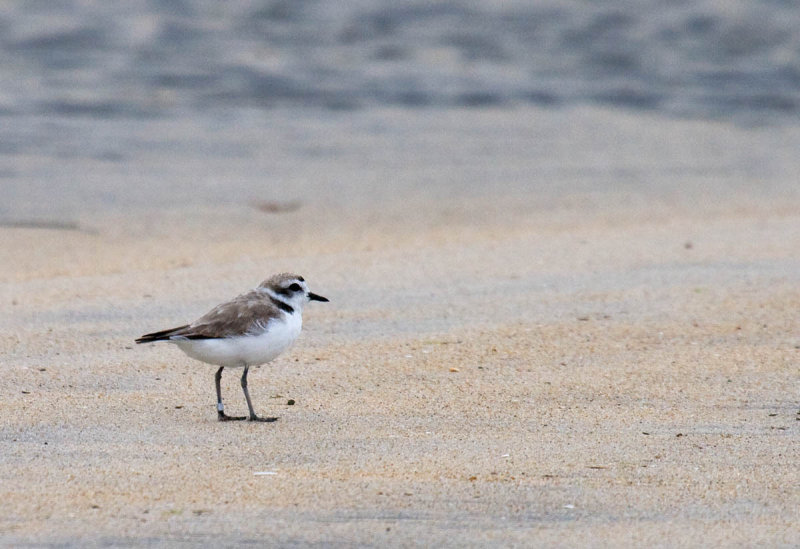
[215,366,245,421]
[241,365,277,422]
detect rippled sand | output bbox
[1,107,799,546]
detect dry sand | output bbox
[1,107,799,546]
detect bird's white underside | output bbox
[172,312,302,368]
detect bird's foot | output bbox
[218,412,247,421]
[248,415,278,422]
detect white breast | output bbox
[174,313,302,368]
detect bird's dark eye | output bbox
[288,283,302,292]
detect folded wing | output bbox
[135,291,281,343]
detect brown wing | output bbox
[168,290,282,339]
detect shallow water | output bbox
[2,1,800,224]
[2,1,800,120]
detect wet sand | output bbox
[1,107,799,546]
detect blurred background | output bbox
[5,1,800,118]
[2,0,800,241]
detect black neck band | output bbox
[270,296,294,314]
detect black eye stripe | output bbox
[276,282,303,296]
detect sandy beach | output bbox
[1,106,799,546]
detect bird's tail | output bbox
[135,325,190,344]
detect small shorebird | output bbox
[136,273,328,422]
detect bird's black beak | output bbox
[308,292,329,302]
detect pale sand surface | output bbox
[1,107,799,546]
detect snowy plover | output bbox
[136,273,328,422]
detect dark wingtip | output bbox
[135,324,190,344]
